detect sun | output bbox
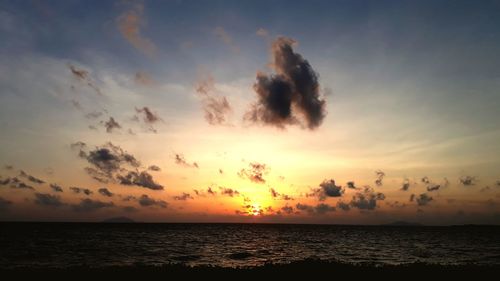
[249,203,262,216]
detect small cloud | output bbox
[69,187,93,196]
[4,165,14,170]
[67,64,102,96]
[219,169,224,175]
[307,179,344,201]
[375,170,385,186]
[148,165,161,172]
[173,192,193,201]
[34,193,64,207]
[117,3,157,57]
[104,117,121,133]
[336,201,351,211]
[85,111,103,119]
[117,171,164,190]
[349,186,385,210]
[50,183,63,192]
[296,203,335,215]
[401,178,411,191]
[138,194,167,208]
[72,198,114,212]
[135,106,161,124]
[19,170,45,184]
[213,26,239,53]
[269,188,293,200]
[174,154,199,169]
[280,205,293,214]
[346,181,357,189]
[238,162,268,184]
[460,175,477,186]
[415,193,433,206]
[195,74,232,126]
[219,187,239,197]
[98,188,113,197]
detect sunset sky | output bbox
[0,0,499,225]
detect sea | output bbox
[1,223,499,269]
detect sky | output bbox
[0,0,499,225]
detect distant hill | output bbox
[101,217,135,223]
[384,221,422,226]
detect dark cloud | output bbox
[195,74,232,125]
[410,194,415,202]
[135,107,161,124]
[496,180,500,187]
[207,187,217,195]
[336,201,351,211]
[68,64,102,96]
[4,165,14,170]
[426,184,441,192]
[219,187,239,197]
[460,175,477,186]
[386,201,407,208]
[219,169,224,175]
[104,117,121,133]
[19,170,45,184]
[244,37,326,129]
[346,181,357,189]
[375,170,385,186]
[296,203,335,215]
[416,193,433,206]
[69,187,93,196]
[174,154,199,168]
[138,194,167,208]
[193,187,218,197]
[72,142,162,189]
[0,177,11,185]
[349,186,385,210]
[238,162,268,184]
[122,195,136,202]
[123,206,138,212]
[50,183,63,192]
[422,177,449,192]
[173,192,193,201]
[307,179,344,201]
[98,188,114,197]
[34,193,64,207]
[117,171,164,190]
[7,177,35,190]
[148,165,161,171]
[269,188,293,200]
[421,176,430,185]
[401,178,411,191]
[280,205,294,214]
[72,198,114,212]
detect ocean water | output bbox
[0,223,499,268]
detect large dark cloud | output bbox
[117,171,164,190]
[175,154,199,168]
[69,187,93,196]
[19,170,45,184]
[173,192,193,201]
[238,162,268,184]
[34,193,64,207]
[307,179,344,201]
[72,142,163,190]
[0,197,12,211]
[415,193,433,206]
[50,183,63,192]
[296,203,335,215]
[245,37,326,129]
[98,188,114,197]
[138,194,167,208]
[349,186,385,210]
[72,199,114,212]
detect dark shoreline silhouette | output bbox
[2,260,499,278]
